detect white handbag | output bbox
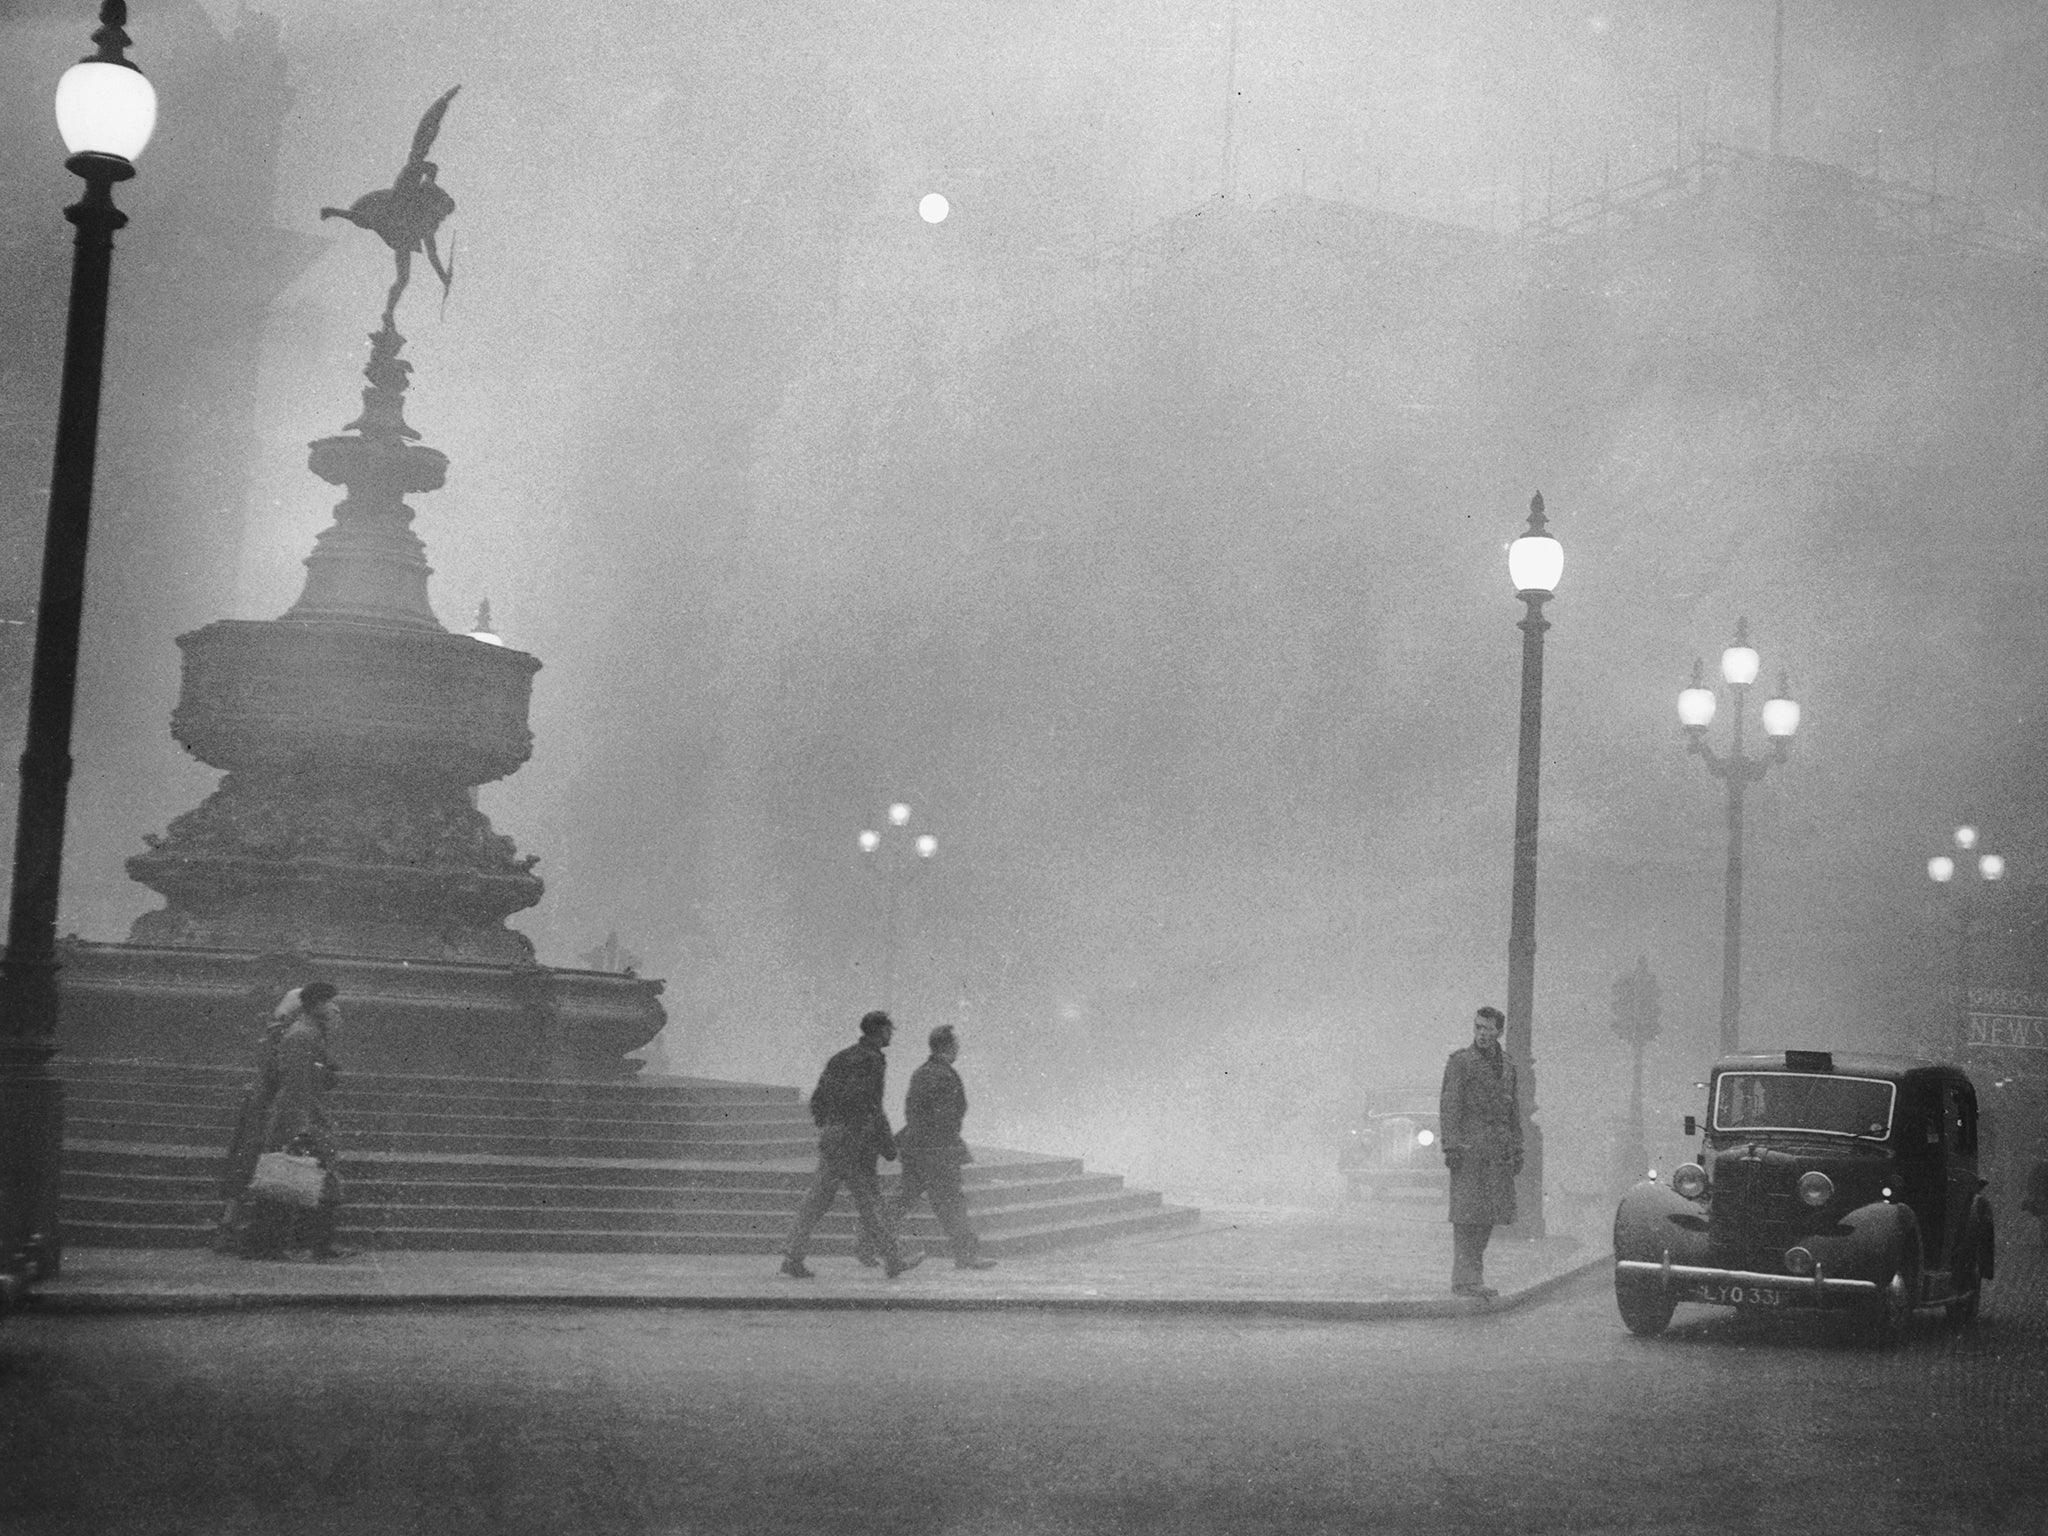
[247,1150,329,1209]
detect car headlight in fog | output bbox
[1416,1128,1436,1147]
[1671,1163,1708,1199]
[1798,1171,1834,1208]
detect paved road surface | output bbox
[4,1242,2044,1534]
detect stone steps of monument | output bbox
[55,1056,1199,1256]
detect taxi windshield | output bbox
[1712,1072,1895,1139]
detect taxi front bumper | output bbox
[1615,1257,1880,1303]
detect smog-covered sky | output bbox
[3,0,2047,1200]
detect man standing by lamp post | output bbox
[1441,1005,1523,1300]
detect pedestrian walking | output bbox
[1439,1004,1523,1299]
[217,982,349,1260]
[779,1010,923,1279]
[873,1024,997,1270]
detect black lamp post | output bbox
[1678,619,1800,1057]
[857,801,937,1009]
[1927,819,2006,1057]
[1505,493,1562,1239]
[0,0,156,1296]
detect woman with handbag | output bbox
[217,983,349,1260]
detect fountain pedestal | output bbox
[58,321,663,1078]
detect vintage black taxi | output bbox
[1339,1098,1447,1202]
[1612,1050,1996,1339]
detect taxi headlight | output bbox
[1671,1163,1708,1200]
[1784,1246,1815,1276]
[1415,1128,1436,1147]
[1798,1171,1834,1208]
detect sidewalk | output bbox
[24,1204,1611,1320]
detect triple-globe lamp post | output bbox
[1926,820,2006,1055]
[0,0,158,1293]
[1505,493,1562,1239]
[1677,619,1800,1057]
[858,801,937,1011]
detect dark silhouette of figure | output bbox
[779,1010,923,1279]
[867,1025,996,1269]
[321,85,460,325]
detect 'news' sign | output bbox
[1965,1013,2048,1052]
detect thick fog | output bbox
[3,0,2046,1205]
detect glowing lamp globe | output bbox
[1927,856,1955,884]
[915,834,937,858]
[1677,686,1717,730]
[1760,694,1799,739]
[1720,643,1760,688]
[1507,533,1562,595]
[858,830,880,854]
[1980,854,2007,881]
[1954,825,1979,851]
[1506,493,1561,595]
[55,59,156,162]
[889,802,911,827]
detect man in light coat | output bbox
[1439,1004,1523,1299]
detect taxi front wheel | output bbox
[1859,1240,1921,1347]
[1615,1272,1675,1337]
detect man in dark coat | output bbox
[878,1025,997,1270]
[1439,1004,1523,1299]
[779,1010,923,1279]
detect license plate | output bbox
[1691,1282,1785,1307]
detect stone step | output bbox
[66,1115,818,1162]
[65,1164,1123,1213]
[59,1069,804,1117]
[68,1103,812,1144]
[62,1141,1087,1188]
[57,1059,803,1109]
[63,1184,1164,1238]
[60,1200,1201,1257]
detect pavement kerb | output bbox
[19,1251,1613,1322]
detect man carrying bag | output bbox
[217,983,350,1260]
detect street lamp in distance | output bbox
[0,0,158,1300]
[1927,818,2006,1056]
[858,801,938,1009]
[1678,619,1799,1057]
[1504,492,1561,1239]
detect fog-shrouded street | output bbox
[4,1242,2045,1536]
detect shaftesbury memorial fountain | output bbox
[59,90,665,1078]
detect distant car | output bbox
[1612,1050,1996,1342]
[1340,1103,1447,1201]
